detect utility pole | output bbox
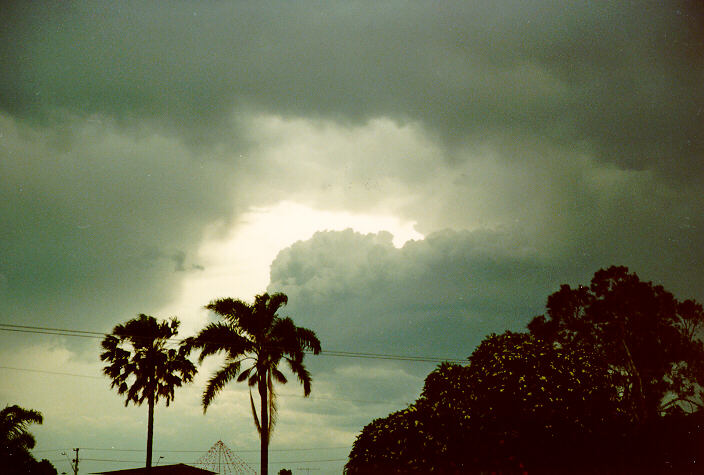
[72,447,79,475]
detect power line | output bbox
[0,322,467,364]
[0,326,103,340]
[72,457,347,464]
[75,446,350,453]
[0,366,103,379]
[0,366,412,405]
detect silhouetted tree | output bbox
[278,469,293,475]
[346,332,622,473]
[346,362,473,474]
[461,332,626,472]
[528,266,704,422]
[347,267,704,473]
[0,405,57,475]
[188,292,321,475]
[100,314,196,468]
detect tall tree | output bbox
[528,265,704,422]
[189,292,321,475]
[100,314,196,468]
[0,405,57,475]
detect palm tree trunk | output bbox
[146,395,154,468]
[259,377,269,475]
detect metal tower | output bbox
[195,440,257,475]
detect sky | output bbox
[1,1,703,473]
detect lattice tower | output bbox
[195,440,257,475]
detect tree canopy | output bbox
[528,265,704,421]
[346,332,624,473]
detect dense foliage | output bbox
[0,405,57,475]
[529,265,704,420]
[346,267,704,473]
[346,332,625,473]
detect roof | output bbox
[93,463,216,475]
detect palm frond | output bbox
[296,326,322,354]
[271,317,298,353]
[249,387,262,436]
[206,297,254,328]
[254,293,287,333]
[1,405,43,451]
[266,293,288,314]
[155,353,197,406]
[271,317,321,356]
[267,371,278,437]
[113,314,178,348]
[11,431,37,451]
[287,356,313,396]
[191,322,252,363]
[271,366,287,385]
[202,360,242,412]
[237,367,253,383]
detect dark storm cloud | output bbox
[268,221,704,380]
[263,222,704,434]
[265,228,569,421]
[0,0,701,336]
[1,1,702,177]
[268,229,563,361]
[243,115,704,303]
[0,115,235,329]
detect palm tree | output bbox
[189,292,321,475]
[100,314,197,468]
[0,404,43,468]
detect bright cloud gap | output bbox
[159,200,424,335]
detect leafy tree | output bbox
[345,403,432,474]
[189,292,321,475]
[528,265,704,422]
[346,332,623,473]
[0,405,57,475]
[346,363,477,474]
[100,314,197,468]
[348,267,704,472]
[278,469,293,475]
[461,332,626,472]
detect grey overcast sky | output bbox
[1,1,703,474]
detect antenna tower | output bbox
[195,440,256,475]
